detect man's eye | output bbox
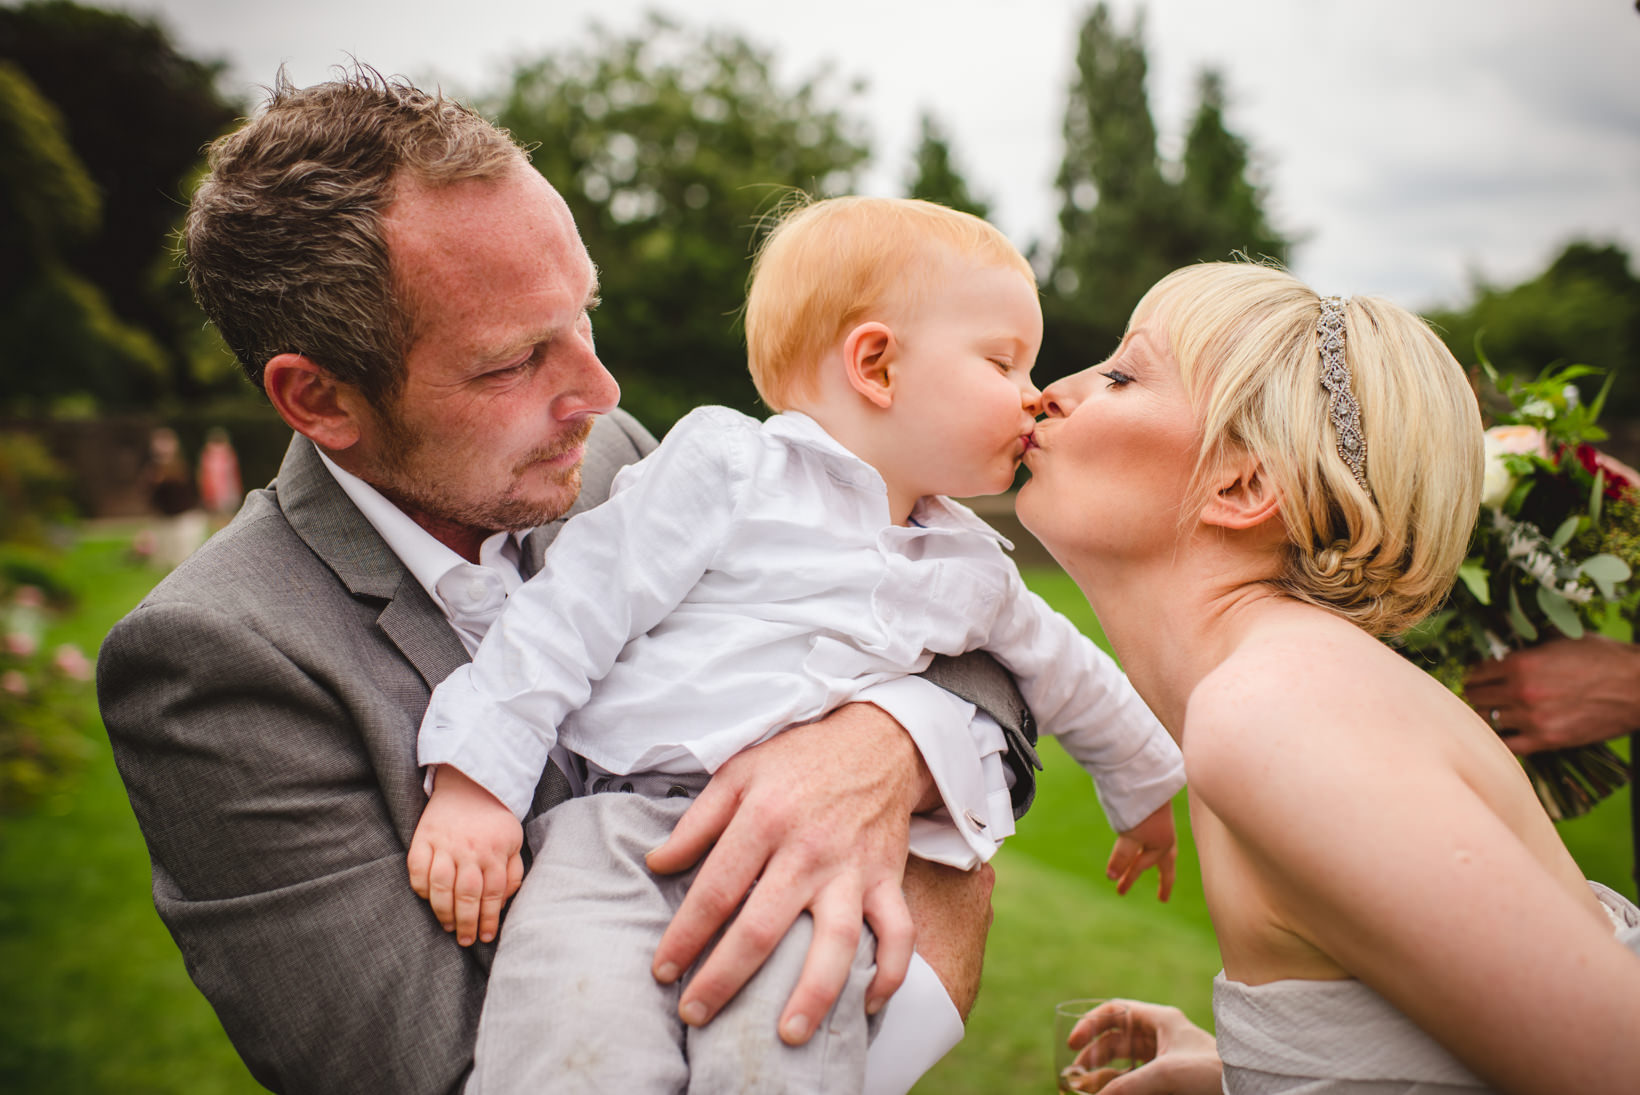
[1101,369,1135,388]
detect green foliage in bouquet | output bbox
[1397,358,1638,819]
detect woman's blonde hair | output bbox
[744,195,1035,409]
[1134,262,1483,636]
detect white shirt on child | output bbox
[419,406,1184,868]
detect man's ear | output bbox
[1202,450,1283,530]
[841,321,896,409]
[263,353,367,452]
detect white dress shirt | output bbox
[318,442,969,1091]
[419,406,1184,868]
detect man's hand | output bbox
[1067,1000,1221,1095]
[1463,635,1640,754]
[406,765,524,947]
[645,703,932,1046]
[1107,801,1178,902]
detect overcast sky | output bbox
[115,0,1640,312]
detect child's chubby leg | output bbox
[684,899,878,1095]
[468,785,703,1094]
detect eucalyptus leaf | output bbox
[1579,553,1631,600]
[1536,585,1585,639]
[1550,515,1581,549]
[1590,469,1605,525]
[1508,584,1538,642]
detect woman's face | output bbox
[1017,314,1202,563]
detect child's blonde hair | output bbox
[1134,262,1483,636]
[745,195,1036,409]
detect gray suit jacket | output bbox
[98,409,1034,1094]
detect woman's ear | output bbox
[841,321,896,409]
[263,353,366,452]
[1202,450,1283,530]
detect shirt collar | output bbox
[770,411,1012,549]
[314,449,526,620]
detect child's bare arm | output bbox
[1106,801,1178,902]
[407,765,524,947]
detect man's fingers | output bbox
[647,780,737,877]
[862,880,913,1014]
[1157,852,1176,903]
[653,837,765,987]
[775,889,864,1046]
[674,872,801,1029]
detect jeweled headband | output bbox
[1317,296,1368,490]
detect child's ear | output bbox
[842,321,896,409]
[264,352,366,452]
[1202,449,1282,530]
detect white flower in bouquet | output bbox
[1480,424,1548,509]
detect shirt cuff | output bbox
[863,951,965,1095]
[857,676,1007,868]
[418,663,558,818]
[1090,731,1188,834]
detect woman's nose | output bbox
[1039,366,1095,418]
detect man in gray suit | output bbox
[98,70,1034,1093]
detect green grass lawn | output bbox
[1,534,1633,1093]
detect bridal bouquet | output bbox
[1396,359,1639,819]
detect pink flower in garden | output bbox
[12,585,45,609]
[52,644,91,681]
[2,669,26,696]
[5,631,37,658]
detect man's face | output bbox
[353,161,619,552]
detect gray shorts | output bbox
[467,781,876,1093]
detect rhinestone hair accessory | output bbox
[1317,296,1368,490]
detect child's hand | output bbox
[1107,802,1178,902]
[407,765,524,946]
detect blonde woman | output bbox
[1022,263,1640,1094]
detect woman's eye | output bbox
[1101,369,1135,388]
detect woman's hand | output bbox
[1065,999,1221,1095]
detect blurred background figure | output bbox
[144,427,204,569]
[195,427,242,525]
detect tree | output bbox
[1041,4,1289,385]
[487,15,871,427]
[1047,2,1177,370]
[1178,70,1289,268]
[905,111,990,219]
[1427,241,1640,417]
[0,1,240,406]
[0,59,165,410]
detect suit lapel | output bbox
[275,435,471,691]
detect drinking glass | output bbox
[1053,998,1138,1093]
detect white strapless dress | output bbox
[1212,881,1640,1094]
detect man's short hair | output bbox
[184,66,527,405]
[744,195,1036,410]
